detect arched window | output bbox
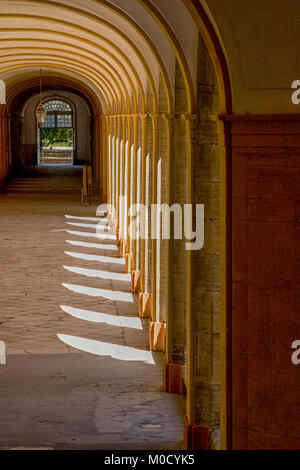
[41,99,73,129]
[37,98,75,165]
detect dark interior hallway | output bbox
[5,166,83,194]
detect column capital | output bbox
[181,113,197,121]
[162,113,175,121]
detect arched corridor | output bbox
[0,0,300,452]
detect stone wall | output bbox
[194,33,220,440]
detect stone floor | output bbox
[0,168,184,450]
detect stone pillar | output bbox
[117,115,123,243]
[119,115,127,252]
[183,114,199,449]
[107,116,112,209]
[139,114,147,291]
[100,116,107,201]
[167,114,187,375]
[186,33,222,450]
[132,114,139,271]
[151,113,158,317]
[139,113,153,319]
[112,115,117,220]
[131,113,143,292]
[164,60,189,394]
[94,114,101,194]
[115,115,121,231]
[125,115,133,273]
[164,113,174,362]
[148,112,169,352]
[136,114,143,271]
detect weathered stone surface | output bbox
[194,33,221,430]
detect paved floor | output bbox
[0,168,184,450]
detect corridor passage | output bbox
[0,170,184,450]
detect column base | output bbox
[164,360,183,394]
[97,209,107,218]
[149,321,166,352]
[139,293,152,318]
[125,253,133,273]
[184,417,211,450]
[131,270,141,293]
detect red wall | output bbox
[0,106,8,185]
[230,115,300,449]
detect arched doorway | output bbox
[15,88,94,174]
[37,98,74,166]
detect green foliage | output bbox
[40,128,73,147]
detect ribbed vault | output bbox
[0,0,184,115]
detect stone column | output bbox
[164,113,174,362]
[139,113,153,318]
[131,114,143,292]
[166,114,187,380]
[112,115,117,220]
[125,115,133,273]
[119,115,127,254]
[132,114,139,271]
[183,114,198,447]
[113,115,120,230]
[100,116,107,201]
[186,35,222,451]
[117,115,123,243]
[107,116,112,209]
[139,114,147,292]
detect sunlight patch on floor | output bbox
[66,230,116,240]
[57,334,155,365]
[65,240,118,251]
[62,283,134,302]
[66,222,112,231]
[60,305,142,329]
[63,265,131,282]
[65,214,108,223]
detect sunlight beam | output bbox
[66,222,112,231]
[66,240,118,252]
[65,250,124,264]
[66,230,116,240]
[65,215,108,223]
[60,305,142,329]
[62,283,134,302]
[57,334,155,365]
[63,265,131,282]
